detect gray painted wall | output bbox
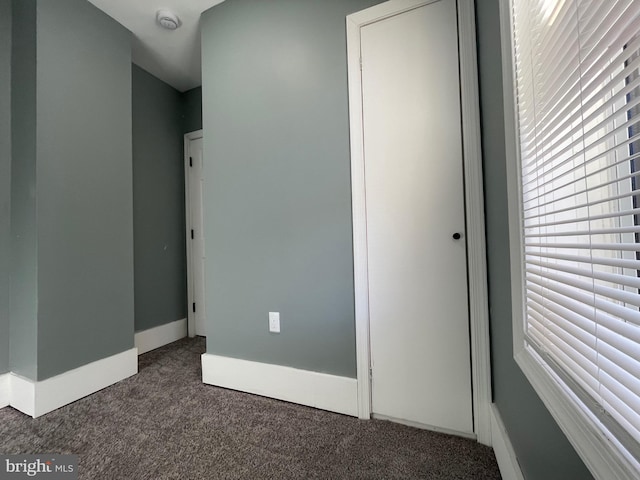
[182,87,202,134]
[132,64,187,332]
[475,1,593,479]
[0,0,12,375]
[35,0,133,380]
[10,0,38,379]
[201,0,382,377]
[8,0,134,381]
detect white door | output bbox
[186,133,206,337]
[361,0,473,435]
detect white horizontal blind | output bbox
[512,0,640,466]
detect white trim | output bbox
[490,404,525,480]
[347,0,434,25]
[499,0,526,358]
[135,318,187,355]
[500,1,639,478]
[7,348,138,418]
[0,373,10,408]
[9,374,36,417]
[184,129,203,338]
[516,351,638,480]
[346,6,371,421]
[346,0,492,442]
[456,0,493,447]
[201,354,358,417]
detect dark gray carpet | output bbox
[0,337,501,479]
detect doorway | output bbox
[347,0,492,443]
[185,130,206,337]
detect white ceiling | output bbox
[87,0,226,92]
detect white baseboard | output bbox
[135,318,187,355]
[8,348,138,418]
[490,403,525,480]
[0,373,10,408]
[8,374,36,416]
[201,354,358,417]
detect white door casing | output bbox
[347,0,492,444]
[185,130,206,337]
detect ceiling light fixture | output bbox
[156,9,181,30]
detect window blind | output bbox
[512,0,640,466]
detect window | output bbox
[502,0,640,478]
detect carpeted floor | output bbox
[0,337,501,479]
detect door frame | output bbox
[184,129,203,338]
[346,0,492,445]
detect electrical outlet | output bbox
[269,312,280,333]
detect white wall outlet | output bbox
[268,312,280,333]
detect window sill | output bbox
[514,345,639,480]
